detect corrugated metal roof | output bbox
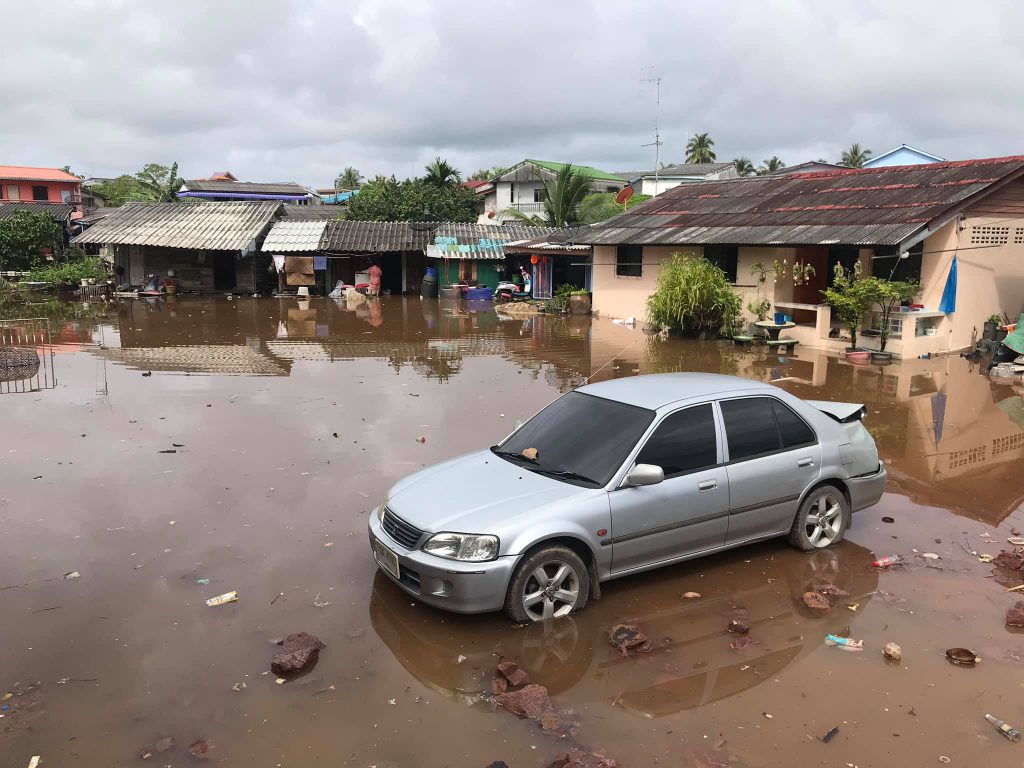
[580,156,1024,247]
[180,179,312,195]
[73,201,281,250]
[0,166,81,183]
[261,220,328,252]
[280,204,340,220]
[620,162,735,180]
[321,221,431,252]
[504,232,591,253]
[433,223,553,241]
[0,202,76,221]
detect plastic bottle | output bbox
[985,714,1022,742]
[873,555,903,568]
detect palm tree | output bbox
[423,157,462,186]
[335,167,361,190]
[502,164,593,227]
[685,133,716,164]
[732,157,755,177]
[468,166,509,181]
[756,156,786,175]
[840,143,872,168]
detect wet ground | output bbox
[2,295,1024,767]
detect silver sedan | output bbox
[368,373,887,622]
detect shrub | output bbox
[26,257,109,286]
[544,283,588,313]
[647,254,742,337]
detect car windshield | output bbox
[494,391,655,487]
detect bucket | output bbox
[773,312,786,325]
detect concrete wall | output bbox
[0,179,80,203]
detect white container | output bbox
[924,327,937,337]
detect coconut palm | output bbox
[502,163,593,227]
[732,157,755,177]
[335,167,361,190]
[756,156,786,175]
[423,157,462,186]
[469,166,509,181]
[685,133,716,164]
[840,143,872,168]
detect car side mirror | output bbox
[625,463,664,487]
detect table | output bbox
[754,320,796,341]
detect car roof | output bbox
[577,372,776,410]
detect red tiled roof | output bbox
[581,155,1024,247]
[0,166,82,183]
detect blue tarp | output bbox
[938,256,957,313]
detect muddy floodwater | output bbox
[2,296,1024,768]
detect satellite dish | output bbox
[615,187,635,206]
[487,210,496,219]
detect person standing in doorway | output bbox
[368,260,382,296]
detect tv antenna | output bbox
[641,73,663,190]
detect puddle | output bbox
[1,296,1022,766]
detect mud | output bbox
[1,295,1024,767]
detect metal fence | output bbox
[0,318,55,394]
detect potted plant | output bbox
[568,288,591,315]
[746,297,771,335]
[857,277,920,359]
[984,313,1004,342]
[822,262,870,353]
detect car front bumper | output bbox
[848,463,888,512]
[367,510,517,614]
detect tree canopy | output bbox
[578,191,652,224]
[335,167,361,189]
[840,143,872,168]
[502,163,596,228]
[91,162,183,206]
[423,157,462,187]
[757,156,786,175]
[0,210,64,272]
[685,133,716,164]
[468,166,509,181]
[344,175,478,222]
[732,157,755,176]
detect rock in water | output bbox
[1006,601,1024,628]
[608,622,652,656]
[496,661,530,687]
[548,748,618,768]
[802,591,833,611]
[883,642,902,661]
[271,632,325,675]
[493,684,554,720]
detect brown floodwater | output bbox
[1,295,1023,768]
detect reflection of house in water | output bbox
[95,297,591,388]
[0,318,56,394]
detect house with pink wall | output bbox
[0,166,83,218]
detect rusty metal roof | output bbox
[321,221,431,252]
[261,220,328,252]
[180,179,311,195]
[580,156,1024,247]
[73,201,281,250]
[433,223,553,242]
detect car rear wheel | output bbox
[788,485,849,551]
[504,546,590,623]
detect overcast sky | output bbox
[3,0,1023,187]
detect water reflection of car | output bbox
[369,542,879,718]
[368,373,887,622]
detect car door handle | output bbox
[697,480,718,492]
[797,458,814,467]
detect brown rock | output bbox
[490,675,509,695]
[1007,601,1024,628]
[493,684,553,720]
[609,622,652,656]
[496,660,529,687]
[271,632,325,675]
[819,584,850,603]
[726,620,749,634]
[802,591,833,611]
[995,551,1024,571]
[549,748,618,768]
[189,738,211,760]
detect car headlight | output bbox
[422,533,499,562]
[377,489,390,522]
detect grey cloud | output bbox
[1,0,1022,187]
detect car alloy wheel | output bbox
[805,493,843,547]
[522,559,580,621]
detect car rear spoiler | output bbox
[806,400,867,424]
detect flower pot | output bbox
[166,284,177,295]
[995,328,1008,342]
[844,349,871,364]
[870,351,893,364]
[568,294,591,315]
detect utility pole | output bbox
[641,74,663,193]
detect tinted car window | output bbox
[497,392,655,487]
[721,397,781,460]
[772,400,816,448]
[636,404,717,478]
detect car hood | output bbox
[387,449,586,534]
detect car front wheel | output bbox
[788,484,850,551]
[504,545,590,623]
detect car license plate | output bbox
[373,539,400,580]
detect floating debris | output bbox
[205,591,238,607]
[609,622,652,656]
[945,647,980,666]
[883,642,903,661]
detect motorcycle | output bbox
[494,267,533,302]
